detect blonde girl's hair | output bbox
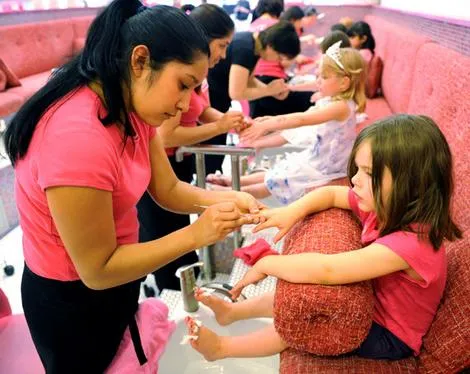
[321,47,367,112]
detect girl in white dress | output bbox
[207,42,367,204]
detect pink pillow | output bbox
[274,208,374,355]
[0,58,21,89]
[366,55,383,99]
[0,70,6,92]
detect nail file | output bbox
[193,204,254,218]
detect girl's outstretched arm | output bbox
[241,100,350,142]
[255,243,410,285]
[253,186,350,242]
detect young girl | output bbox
[348,21,376,64]
[207,43,366,205]
[187,114,462,361]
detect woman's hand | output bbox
[215,111,245,133]
[272,90,289,101]
[253,206,304,243]
[230,267,268,300]
[267,79,288,96]
[190,202,256,247]
[233,191,266,222]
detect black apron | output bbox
[22,264,147,374]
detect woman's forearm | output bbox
[88,225,198,290]
[161,123,223,148]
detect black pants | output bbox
[353,322,413,360]
[22,265,143,373]
[137,155,200,291]
[249,75,314,118]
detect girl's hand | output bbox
[190,202,256,247]
[310,91,323,103]
[233,192,267,223]
[272,90,289,100]
[230,268,267,300]
[234,117,253,133]
[253,207,304,243]
[215,111,245,133]
[254,116,273,123]
[239,123,269,143]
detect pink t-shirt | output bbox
[165,84,210,156]
[250,17,287,79]
[15,86,156,281]
[348,189,447,355]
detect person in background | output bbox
[3,1,263,372]
[248,6,315,119]
[251,0,284,24]
[205,21,300,174]
[331,22,349,34]
[137,4,246,292]
[340,16,354,29]
[181,3,195,14]
[234,0,251,21]
[348,21,376,64]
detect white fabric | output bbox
[265,97,357,204]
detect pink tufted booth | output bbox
[0,16,93,117]
[276,15,470,374]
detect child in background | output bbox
[188,115,462,361]
[348,21,376,64]
[207,43,366,205]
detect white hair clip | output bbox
[325,41,345,71]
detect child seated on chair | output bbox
[207,42,366,205]
[187,114,462,362]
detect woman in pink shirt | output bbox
[186,115,462,361]
[137,4,247,291]
[3,1,263,372]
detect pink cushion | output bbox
[0,19,75,78]
[363,15,430,113]
[418,236,470,374]
[280,348,418,373]
[365,54,383,99]
[0,69,6,92]
[72,16,94,39]
[274,208,374,355]
[0,92,24,117]
[0,314,44,373]
[7,72,51,101]
[359,97,393,132]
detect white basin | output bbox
[159,302,279,374]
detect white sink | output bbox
[159,302,279,374]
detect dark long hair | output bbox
[4,0,209,166]
[259,21,300,59]
[189,4,234,42]
[280,6,304,22]
[347,21,375,54]
[252,0,284,22]
[347,115,462,250]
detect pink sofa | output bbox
[0,16,93,117]
[276,15,470,373]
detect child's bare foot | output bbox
[195,288,235,326]
[206,174,232,186]
[186,317,226,361]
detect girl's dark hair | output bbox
[181,4,195,14]
[348,21,375,54]
[252,0,284,22]
[280,6,304,22]
[331,23,348,34]
[320,30,351,53]
[259,21,300,59]
[189,4,234,42]
[304,6,317,16]
[347,114,462,250]
[4,0,209,166]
